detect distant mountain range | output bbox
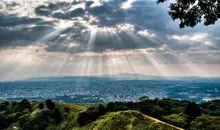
[22,73,220,82]
[100,73,220,81]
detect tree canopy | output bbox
[157,0,220,28]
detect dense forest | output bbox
[0,98,220,130]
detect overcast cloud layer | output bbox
[0,0,220,80]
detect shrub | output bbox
[97,104,107,115]
[0,113,8,129]
[64,107,70,113]
[38,103,44,110]
[77,110,99,126]
[162,113,188,128]
[107,102,116,111]
[0,103,8,111]
[14,99,32,112]
[190,115,220,130]
[45,99,55,110]
[31,109,52,130]
[53,108,62,123]
[185,102,201,120]
[3,101,9,106]
[22,121,33,130]
[7,112,21,124]
[140,105,163,118]
[77,105,106,126]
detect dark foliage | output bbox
[140,105,164,118]
[77,105,107,126]
[0,102,8,111]
[15,99,32,112]
[31,109,52,130]
[53,108,62,123]
[157,0,220,28]
[1,98,220,129]
[22,121,33,130]
[0,113,8,129]
[45,99,55,110]
[64,106,70,113]
[185,102,201,121]
[38,103,44,110]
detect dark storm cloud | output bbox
[0,13,55,48]
[34,0,169,31]
[35,2,85,19]
[32,0,170,53]
[1,0,220,55]
[44,25,160,53]
[0,14,43,27]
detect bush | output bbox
[45,99,55,110]
[140,105,163,118]
[0,113,8,129]
[0,102,8,111]
[11,102,17,108]
[53,108,62,123]
[4,101,9,106]
[185,102,201,120]
[31,109,52,130]
[162,113,188,128]
[190,115,220,130]
[97,104,107,115]
[38,103,44,110]
[14,99,32,112]
[7,112,21,124]
[77,110,99,126]
[64,107,70,113]
[77,105,107,126]
[107,102,116,111]
[22,121,33,130]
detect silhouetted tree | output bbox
[139,96,149,102]
[97,104,107,115]
[16,99,32,112]
[45,99,55,110]
[38,103,44,110]
[158,0,220,28]
[185,102,201,121]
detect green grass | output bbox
[84,110,179,130]
[0,101,179,130]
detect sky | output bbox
[0,0,220,81]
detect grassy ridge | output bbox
[86,111,179,130]
[0,100,178,130]
[1,98,220,130]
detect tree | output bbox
[0,114,8,129]
[184,102,201,121]
[139,96,149,102]
[45,99,55,110]
[53,108,62,123]
[38,103,44,110]
[190,115,220,130]
[157,0,220,28]
[16,99,32,112]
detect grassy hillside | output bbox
[1,98,220,130]
[0,100,179,130]
[86,111,180,130]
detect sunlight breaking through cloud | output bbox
[0,0,220,80]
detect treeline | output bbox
[78,97,220,129]
[0,98,220,130]
[0,99,65,130]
